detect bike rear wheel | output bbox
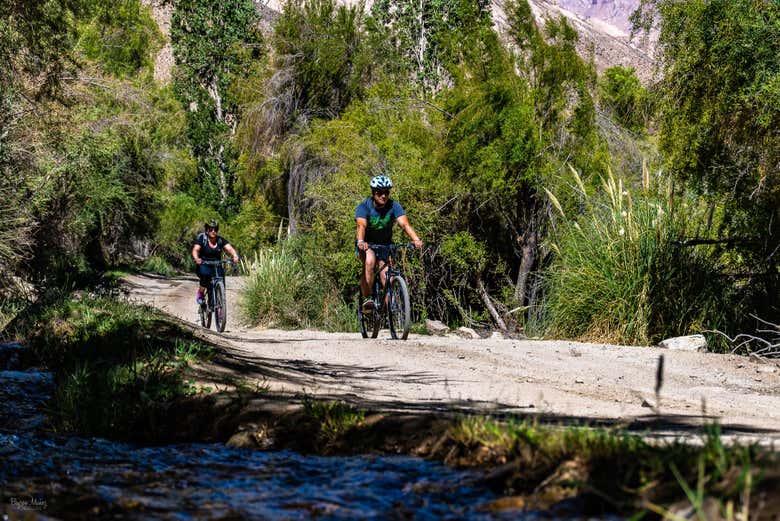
[388,276,411,340]
[214,280,227,332]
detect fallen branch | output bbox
[705,317,780,359]
[476,278,508,332]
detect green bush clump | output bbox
[155,193,215,267]
[77,0,162,77]
[240,240,356,331]
[544,166,728,345]
[6,296,214,437]
[142,255,177,277]
[598,66,649,133]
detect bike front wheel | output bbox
[214,280,227,332]
[388,276,411,340]
[199,299,212,329]
[357,292,380,339]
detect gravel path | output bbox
[124,273,780,444]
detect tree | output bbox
[633,0,780,320]
[0,0,90,292]
[237,0,369,232]
[442,0,607,323]
[598,66,648,133]
[369,0,491,93]
[171,0,262,212]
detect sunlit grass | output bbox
[302,398,365,451]
[449,416,762,516]
[240,244,357,331]
[141,254,177,277]
[8,296,215,437]
[544,163,728,345]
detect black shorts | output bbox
[196,263,223,287]
[356,243,393,262]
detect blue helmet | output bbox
[369,175,393,189]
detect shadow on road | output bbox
[189,339,779,441]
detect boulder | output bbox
[658,334,707,352]
[226,431,259,449]
[425,319,450,336]
[456,327,481,339]
[489,331,505,340]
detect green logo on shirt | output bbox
[370,214,392,230]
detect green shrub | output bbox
[598,66,649,133]
[544,165,728,345]
[155,193,215,266]
[77,0,162,77]
[142,255,177,277]
[240,240,357,331]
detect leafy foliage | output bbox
[598,66,649,133]
[171,0,263,211]
[634,0,780,325]
[369,0,491,92]
[77,0,162,77]
[0,0,90,293]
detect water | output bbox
[0,343,522,519]
[2,433,520,519]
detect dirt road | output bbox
[124,273,780,442]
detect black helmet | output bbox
[205,220,219,231]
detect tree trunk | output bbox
[207,77,230,206]
[514,216,537,304]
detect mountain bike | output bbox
[198,259,235,333]
[357,243,413,340]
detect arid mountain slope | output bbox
[526,0,657,82]
[146,0,657,86]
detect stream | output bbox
[0,342,600,519]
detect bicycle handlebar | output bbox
[365,243,417,251]
[200,258,238,266]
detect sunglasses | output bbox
[206,226,219,232]
[373,190,390,197]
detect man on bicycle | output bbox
[191,220,239,304]
[355,175,422,312]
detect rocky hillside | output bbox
[557,0,639,36]
[527,0,657,83]
[149,0,657,85]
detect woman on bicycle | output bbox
[191,220,239,304]
[355,175,422,312]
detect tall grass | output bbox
[544,164,727,345]
[240,244,357,331]
[142,254,177,277]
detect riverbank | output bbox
[4,294,780,518]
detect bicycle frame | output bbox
[359,243,414,339]
[366,244,408,305]
[199,259,234,332]
[200,259,229,310]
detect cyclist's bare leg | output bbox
[359,248,376,299]
[377,260,390,308]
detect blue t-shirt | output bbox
[354,198,406,244]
